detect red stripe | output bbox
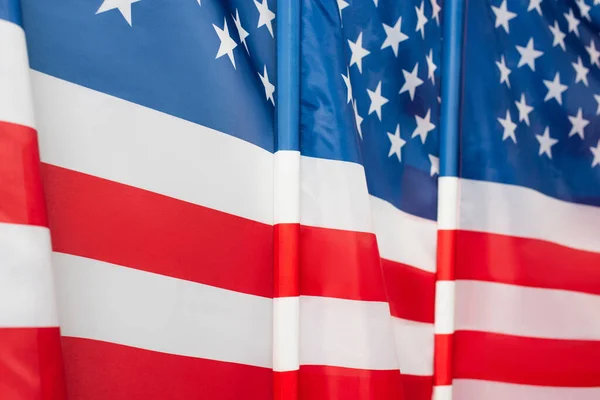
[61,338,425,400]
[436,229,456,281]
[0,327,66,400]
[61,337,271,400]
[433,334,453,386]
[300,226,435,323]
[274,224,299,297]
[381,258,435,323]
[274,370,298,400]
[299,226,386,301]
[455,230,600,295]
[41,164,274,298]
[0,121,47,227]
[400,374,433,400]
[298,365,405,400]
[454,330,600,387]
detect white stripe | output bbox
[0,223,58,327]
[274,151,300,224]
[391,317,434,376]
[432,385,453,400]
[31,71,274,225]
[300,156,373,233]
[455,280,600,340]
[273,296,299,371]
[434,281,456,334]
[54,252,273,368]
[437,176,459,230]
[370,195,436,273]
[453,379,600,400]
[54,253,405,371]
[300,156,436,272]
[0,20,35,128]
[459,179,600,253]
[299,296,398,370]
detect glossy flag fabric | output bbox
[1,0,599,399]
[434,0,600,399]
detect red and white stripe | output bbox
[434,176,600,399]
[432,177,459,400]
[30,71,437,399]
[0,19,66,400]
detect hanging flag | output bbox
[0,2,66,399]
[19,0,277,398]
[434,0,600,399]
[11,0,443,398]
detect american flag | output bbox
[0,0,599,399]
[439,0,600,398]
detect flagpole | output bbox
[273,0,300,400]
[276,0,300,152]
[434,0,465,398]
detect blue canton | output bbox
[300,0,443,221]
[461,0,600,206]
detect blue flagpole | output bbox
[434,0,465,398]
[439,0,465,177]
[276,0,300,151]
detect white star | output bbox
[586,40,600,67]
[353,100,364,139]
[254,0,275,38]
[381,17,408,57]
[341,68,353,104]
[590,140,600,167]
[428,154,439,176]
[497,109,518,143]
[595,94,600,115]
[491,0,517,34]
[387,125,406,162]
[596,0,600,6]
[258,65,275,105]
[367,81,389,121]
[348,32,371,73]
[96,0,140,26]
[496,55,512,88]
[412,109,436,143]
[373,0,379,6]
[549,21,566,51]
[528,0,542,15]
[516,38,544,71]
[213,18,238,69]
[337,0,349,22]
[535,127,558,158]
[415,1,428,39]
[232,9,250,54]
[568,108,589,139]
[572,56,590,86]
[400,63,424,100]
[576,0,591,21]
[431,0,441,25]
[515,94,533,126]
[543,73,568,105]
[426,49,437,84]
[564,9,580,37]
